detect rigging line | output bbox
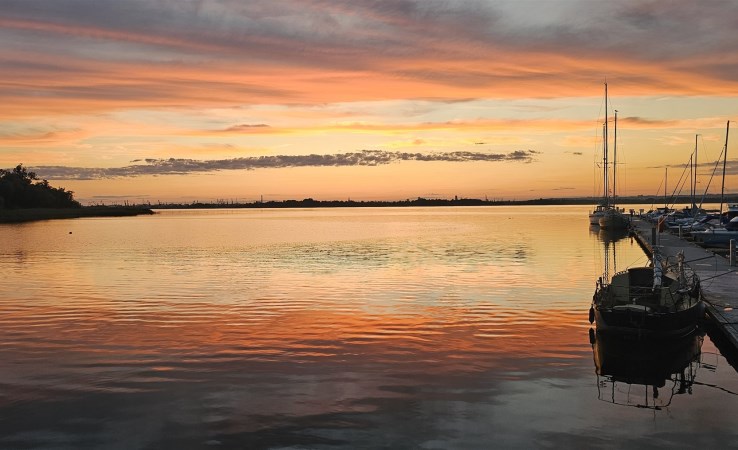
[651,176,664,210]
[703,297,735,309]
[668,159,691,208]
[670,169,690,209]
[699,254,723,291]
[625,255,649,271]
[592,116,603,198]
[700,144,725,208]
[700,268,738,282]
[684,254,719,264]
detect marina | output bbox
[630,217,738,349]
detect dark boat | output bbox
[592,330,703,409]
[590,252,704,338]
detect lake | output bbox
[1,206,737,449]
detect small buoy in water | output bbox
[69,231,72,234]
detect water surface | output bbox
[1,206,737,448]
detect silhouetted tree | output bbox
[0,164,81,209]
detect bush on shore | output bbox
[0,164,80,209]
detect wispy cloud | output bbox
[222,124,271,133]
[2,0,738,119]
[1,0,736,199]
[30,150,539,180]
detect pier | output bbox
[630,218,738,348]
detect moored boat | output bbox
[691,220,738,247]
[590,252,704,338]
[598,207,630,230]
[589,204,608,225]
[588,83,614,226]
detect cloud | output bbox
[647,158,738,173]
[2,0,738,120]
[0,127,86,144]
[29,150,540,180]
[222,124,271,132]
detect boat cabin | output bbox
[602,267,687,313]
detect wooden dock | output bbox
[630,218,738,348]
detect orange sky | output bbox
[2,1,738,203]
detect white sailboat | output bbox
[598,105,630,230]
[589,84,611,225]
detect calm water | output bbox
[1,206,737,449]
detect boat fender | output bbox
[690,279,701,298]
[588,306,595,324]
[589,328,595,345]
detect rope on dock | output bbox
[684,254,719,264]
[701,268,738,283]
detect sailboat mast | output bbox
[665,167,668,209]
[693,134,698,215]
[613,110,618,208]
[689,153,693,212]
[604,83,609,207]
[720,120,730,216]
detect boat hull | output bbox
[589,212,603,225]
[589,206,607,225]
[593,301,704,339]
[598,210,630,230]
[691,229,738,247]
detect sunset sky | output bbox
[2,0,738,203]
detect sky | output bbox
[2,0,738,204]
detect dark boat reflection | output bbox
[590,226,630,244]
[591,330,703,410]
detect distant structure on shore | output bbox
[149,194,738,210]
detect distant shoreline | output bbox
[0,206,155,223]
[150,194,738,210]
[5,194,736,222]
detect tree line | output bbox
[0,164,80,209]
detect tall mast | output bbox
[720,121,730,217]
[689,153,693,212]
[604,83,609,207]
[665,167,668,209]
[613,109,618,208]
[693,134,698,215]
[602,123,607,203]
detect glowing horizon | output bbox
[2,0,738,203]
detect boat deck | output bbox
[630,218,738,348]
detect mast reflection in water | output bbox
[591,331,703,410]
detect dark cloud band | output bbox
[30,149,539,180]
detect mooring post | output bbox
[678,225,682,238]
[651,227,657,247]
[731,239,736,267]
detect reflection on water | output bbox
[592,331,703,410]
[1,206,737,448]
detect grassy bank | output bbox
[0,206,155,223]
